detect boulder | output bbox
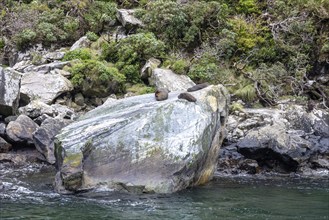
[43,51,65,62]
[50,69,72,78]
[5,115,39,145]
[23,61,70,74]
[18,100,76,121]
[0,67,21,116]
[149,68,195,91]
[0,137,12,153]
[140,58,161,81]
[20,72,74,104]
[70,36,91,51]
[12,60,33,72]
[220,104,329,175]
[116,9,144,28]
[54,84,230,193]
[0,122,6,137]
[33,118,71,164]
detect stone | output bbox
[0,67,21,116]
[6,115,39,145]
[50,69,72,78]
[70,36,91,51]
[116,9,144,28]
[54,84,230,194]
[18,100,54,119]
[0,122,6,137]
[74,93,85,106]
[12,60,33,72]
[33,117,71,164]
[23,61,70,74]
[149,68,195,92]
[0,137,12,153]
[222,104,329,175]
[4,116,18,124]
[43,51,65,61]
[141,58,161,80]
[20,72,73,104]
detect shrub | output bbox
[102,32,166,83]
[15,29,37,49]
[84,1,117,33]
[69,60,126,97]
[86,31,99,42]
[63,48,94,61]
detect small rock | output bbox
[0,137,12,153]
[74,93,85,106]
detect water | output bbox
[1,164,328,220]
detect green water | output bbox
[0,165,328,220]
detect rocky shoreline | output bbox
[1,34,328,193]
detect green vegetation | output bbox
[0,0,327,105]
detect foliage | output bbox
[102,32,166,83]
[15,29,37,49]
[126,83,155,95]
[86,31,99,42]
[69,59,126,96]
[84,1,117,33]
[63,48,94,61]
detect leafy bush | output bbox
[102,32,166,83]
[15,29,37,49]
[86,31,99,42]
[63,48,94,61]
[84,1,117,33]
[69,60,126,97]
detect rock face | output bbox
[33,118,71,164]
[55,84,229,193]
[0,67,21,116]
[5,115,39,145]
[150,68,195,91]
[20,72,73,104]
[218,104,329,176]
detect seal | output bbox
[187,83,209,92]
[155,88,169,101]
[178,92,197,102]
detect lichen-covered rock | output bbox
[55,84,229,194]
[20,72,73,104]
[0,67,21,116]
[149,68,195,91]
[33,118,71,164]
[5,115,39,145]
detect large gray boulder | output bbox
[219,104,329,175]
[54,84,229,194]
[0,67,21,116]
[5,115,39,145]
[20,72,73,104]
[150,68,195,91]
[33,118,71,164]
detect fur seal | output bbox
[187,83,209,92]
[178,92,197,102]
[155,88,169,101]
